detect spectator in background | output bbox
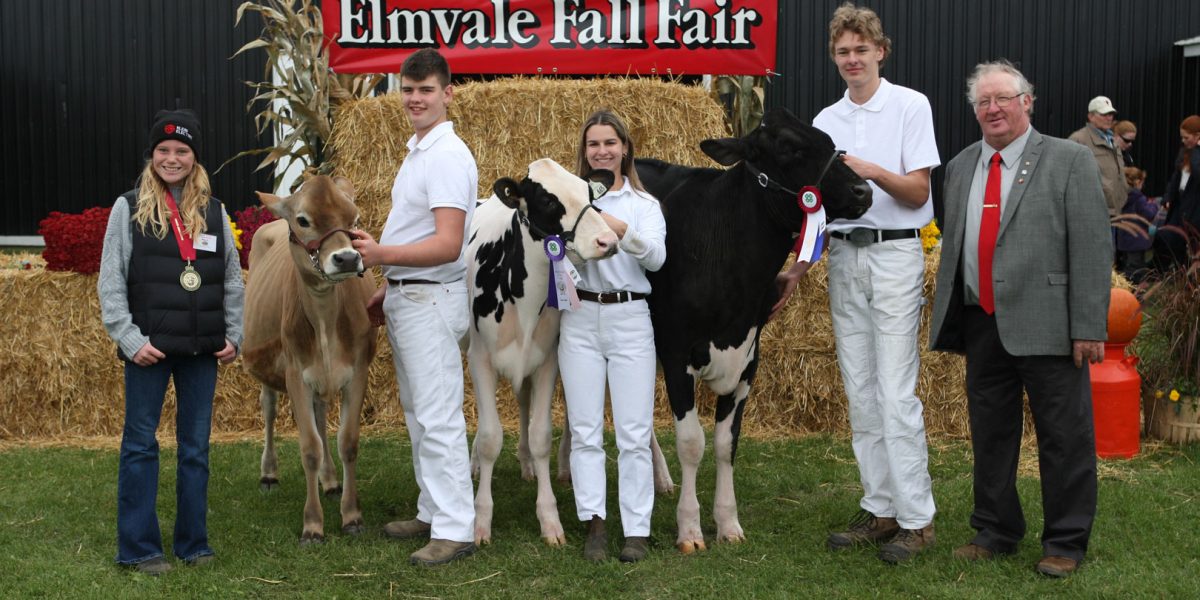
[1114,120,1137,167]
[1068,96,1128,218]
[1154,115,1200,270]
[1116,166,1156,283]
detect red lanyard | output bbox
[164,190,196,262]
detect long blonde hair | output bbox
[132,160,212,239]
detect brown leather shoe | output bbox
[583,516,608,562]
[953,543,996,561]
[619,536,650,563]
[409,539,477,566]
[1035,555,1079,578]
[384,518,431,540]
[879,524,935,564]
[828,510,900,550]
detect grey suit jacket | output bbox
[929,129,1111,356]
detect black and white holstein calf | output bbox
[466,159,619,546]
[635,107,873,553]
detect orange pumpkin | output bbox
[1107,288,1142,344]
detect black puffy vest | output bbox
[123,189,227,359]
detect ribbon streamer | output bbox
[792,205,827,265]
[544,235,581,311]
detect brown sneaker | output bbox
[1035,555,1079,578]
[953,543,996,561]
[827,510,900,550]
[583,516,608,562]
[132,556,172,576]
[384,518,431,540]
[619,536,650,563]
[409,539,477,566]
[879,524,935,564]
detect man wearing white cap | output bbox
[1068,96,1128,217]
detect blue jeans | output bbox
[116,354,216,564]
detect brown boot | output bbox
[583,516,607,562]
[827,510,900,550]
[409,539,477,566]
[619,536,650,563]
[383,518,431,540]
[879,524,935,564]
[1035,555,1080,578]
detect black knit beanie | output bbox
[148,109,201,157]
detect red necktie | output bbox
[978,152,1002,314]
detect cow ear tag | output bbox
[798,186,822,213]
[588,181,608,201]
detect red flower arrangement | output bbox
[38,207,113,274]
[233,205,278,270]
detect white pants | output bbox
[383,280,475,543]
[827,237,936,529]
[559,299,656,537]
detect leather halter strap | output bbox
[744,149,847,196]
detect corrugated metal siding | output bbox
[769,0,1200,203]
[0,0,270,236]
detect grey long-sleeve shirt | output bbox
[97,192,245,359]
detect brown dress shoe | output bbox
[619,536,650,563]
[384,518,431,540]
[879,524,935,564]
[953,543,996,561]
[409,539,477,566]
[583,516,608,562]
[1035,555,1079,578]
[828,509,900,550]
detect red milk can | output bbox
[1089,289,1142,459]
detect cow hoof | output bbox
[299,532,325,546]
[718,533,746,545]
[543,533,567,547]
[656,482,676,496]
[259,477,279,492]
[474,528,492,546]
[342,520,366,536]
[677,539,707,554]
[323,486,343,497]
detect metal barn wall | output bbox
[769,0,1200,202]
[0,0,270,238]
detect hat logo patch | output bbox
[164,123,193,139]
[164,124,176,134]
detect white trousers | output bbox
[383,280,475,543]
[559,299,656,537]
[827,237,936,529]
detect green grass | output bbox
[2,432,1199,599]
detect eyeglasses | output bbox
[974,93,1025,110]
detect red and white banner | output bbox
[323,0,777,75]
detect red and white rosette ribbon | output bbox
[797,186,823,214]
[544,235,581,311]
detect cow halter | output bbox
[519,202,602,244]
[288,227,364,282]
[744,149,847,197]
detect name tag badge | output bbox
[195,233,218,252]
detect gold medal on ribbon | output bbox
[180,264,202,292]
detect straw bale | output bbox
[328,77,730,234]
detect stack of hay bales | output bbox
[0,78,973,443]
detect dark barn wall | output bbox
[770,0,1200,204]
[0,0,270,237]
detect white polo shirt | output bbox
[380,121,478,283]
[814,78,941,232]
[574,178,666,295]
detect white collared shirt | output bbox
[961,126,1034,305]
[573,178,666,295]
[814,78,941,231]
[380,121,478,282]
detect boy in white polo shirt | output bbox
[352,48,478,567]
[775,2,940,564]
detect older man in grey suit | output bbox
[929,60,1111,578]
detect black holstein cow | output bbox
[635,107,872,553]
